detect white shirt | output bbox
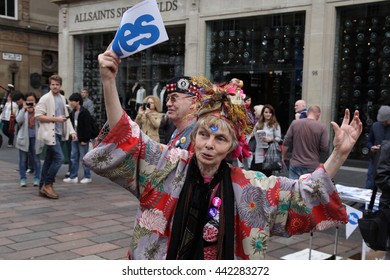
[0,101,17,121]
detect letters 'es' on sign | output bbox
[112,0,169,58]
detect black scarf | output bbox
[166,156,234,259]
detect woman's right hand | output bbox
[98,47,121,82]
[98,45,125,129]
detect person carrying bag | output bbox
[249,104,282,176]
[358,140,390,255]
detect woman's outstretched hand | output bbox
[98,44,123,129]
[324,109,363,178]
[331,109,363,156]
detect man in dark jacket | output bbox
[63,93,93,184]
[365,105,390,189]
[375,139,390,259]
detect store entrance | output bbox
[226,70,299,136]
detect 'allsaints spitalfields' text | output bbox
[74,1,178,23]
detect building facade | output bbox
[53,0,390,162]
[0,0,59,98]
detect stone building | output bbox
[33,0,390,162]
[0,0,59,98]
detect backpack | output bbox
[90,117,100,139]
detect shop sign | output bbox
[73,0,178,24]
[2,52,22,61]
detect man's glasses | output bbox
[165,94,193,103]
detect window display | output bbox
[336,2,390,160]
[206,12,305,134]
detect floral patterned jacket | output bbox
[83,110,348,260]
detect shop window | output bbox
[0,0,16,19]
[336,2,390,160]
[206,12,305,135]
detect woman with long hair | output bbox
[135,95,162,142]
[250,104,281,176]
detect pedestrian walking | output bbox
[35,75,76,199]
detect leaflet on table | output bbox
[111,0,169,58]
[336,184,381,205]
[255,130,271,148]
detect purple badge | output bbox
[212,197,222,208]
[208,207,218,218]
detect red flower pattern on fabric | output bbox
[286,211,312,235]
[203,224,218,242]
[266,186,280,206]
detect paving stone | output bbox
[34,251,82,260]
[71,243,120,256]
[88,232,129,243]
[74,210,107,218]
[47,238,96,252]
[0,228,33,239]
[8,231,56,242]
[19,207,57,215]
[83,219,121,229]
[94,214,125,221]
[97,248,128,260]
[27,222,72,232]
[67,217,100,226]
[3,247,56,260]
[52,231,96,242]
[0,245,15,255]
[0,238,15,246]
[51,225,89,235]
[91,224,129,235]
[75,255,105,260]
[7,237,59,251]
[3,219,46,230]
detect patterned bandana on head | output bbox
[192,76,253,160]
[165,76,201,97]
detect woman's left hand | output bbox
[331,109,362,156]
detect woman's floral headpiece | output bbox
[191,76,253,159]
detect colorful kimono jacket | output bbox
[83,110,348,260]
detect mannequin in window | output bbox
[153,81,164,97]
[135,84,146,111]
[160,86,167,113]
[127,82,140,112]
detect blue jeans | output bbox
[69,141,91,179]
[289,165,315,180]
[2,120,14,145]
[39,134,64,189]
[364,160,375,190]
[19,137,41,180]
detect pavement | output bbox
[0,139,376,260]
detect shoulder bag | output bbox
[262,141,282,171]
[358,180,390,251]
